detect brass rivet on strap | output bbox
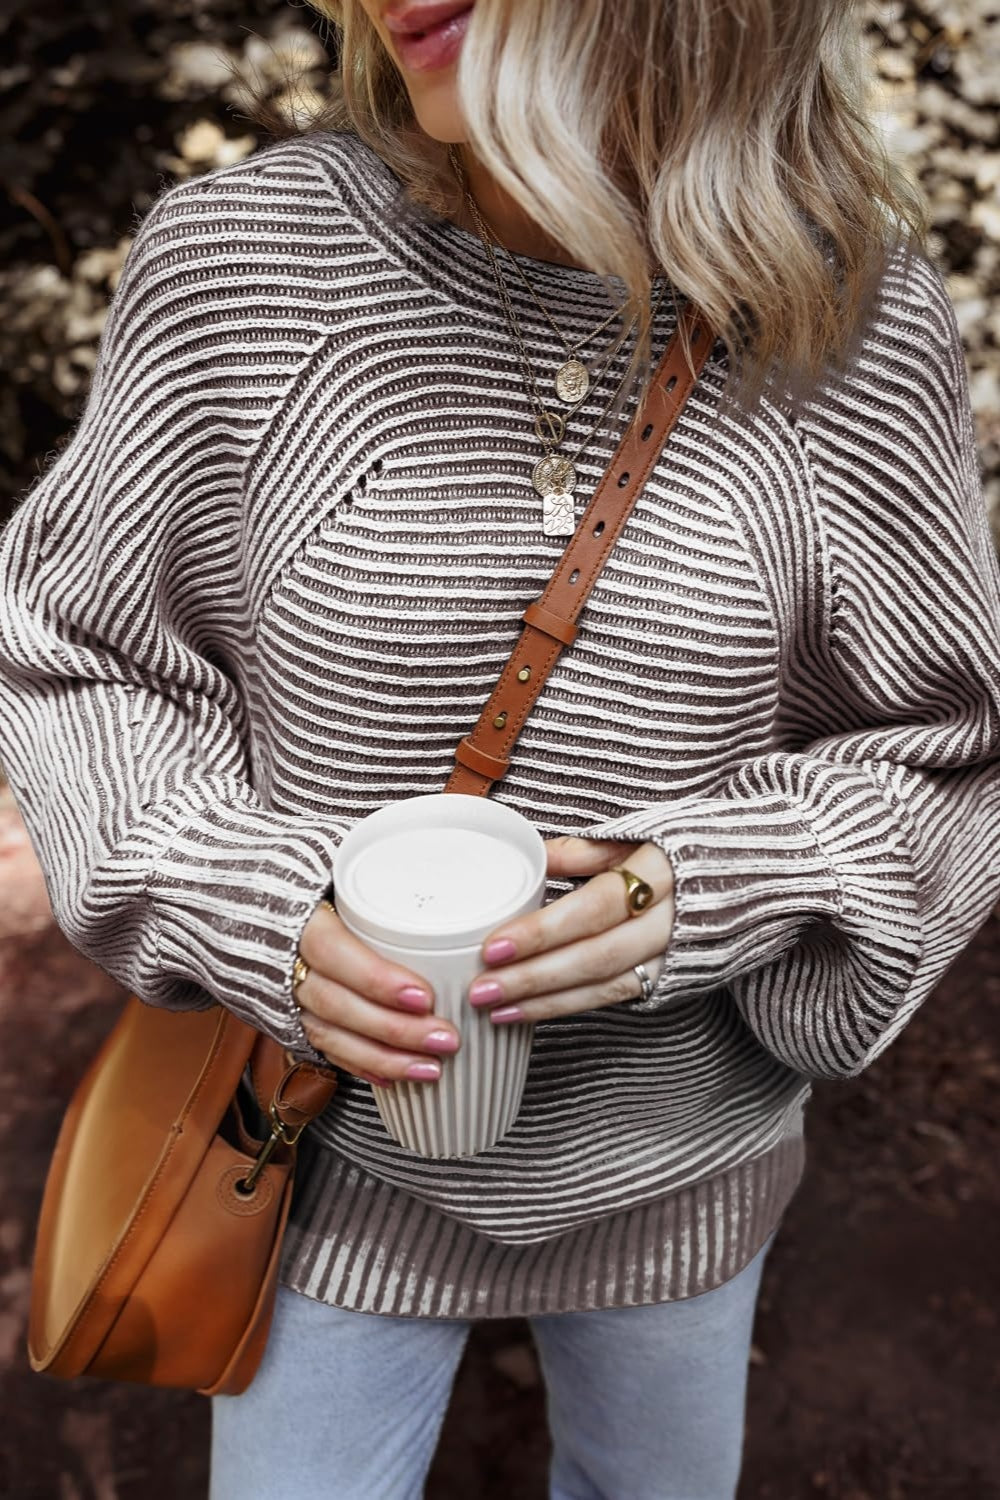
[517,667,531,683]
[493,711,508,729]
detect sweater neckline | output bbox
[313,128,668,336]
[423,204,630,287]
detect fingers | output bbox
[299,901,436,1015]
[468,898,670,1019]
[289,839,674,1076]
[482,840,673,967]
[299,1007,454,1085]
[475,962,662,1025]
[295,901,461,1084]
[544,835,639,879]
[295,972,462,1084]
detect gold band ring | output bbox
[291,954,310,995]
[612,865,655,917]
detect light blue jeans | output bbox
[210,1228,777,1500]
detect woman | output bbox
[2,0,999,1495]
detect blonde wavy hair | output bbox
[244,0,930,418]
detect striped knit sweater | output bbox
[2,128,999,1319]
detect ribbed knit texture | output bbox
[1,128,999,1317]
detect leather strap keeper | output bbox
[522,601,579,646]
[454,736,512,780]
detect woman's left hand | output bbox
[466,837,674,1023]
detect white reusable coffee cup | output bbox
[332,793,547,1158]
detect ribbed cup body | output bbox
[367,938,534,1158]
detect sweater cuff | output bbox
[144,788,348,1058]
[578,790,843,1011]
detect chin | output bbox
[409,84,469,144]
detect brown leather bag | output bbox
[26,301,714,1395]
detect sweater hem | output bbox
[277,1127,806,1319]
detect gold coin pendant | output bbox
[532,454,577,497]
[555,359,589,404]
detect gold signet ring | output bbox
[291,954,310,994]
[612,865,654,917]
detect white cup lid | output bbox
[333,794,547,949]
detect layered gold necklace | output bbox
[448,146,668,537]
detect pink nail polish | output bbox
[468,980,503,1006]
[424,1030,459,1053]
[405,1061,441,1081]
[397,985,431,1013]
[483,937,517,964]
[489,1006,524,1024]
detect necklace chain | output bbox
[448,148,669,536]
[487,223,626,364]
[472,193,669,489]
[448,146,629,373]
[477,207,648,464]
[464,187,637,441]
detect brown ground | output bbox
[2,780,998,1500]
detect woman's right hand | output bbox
[293,899,461,1087]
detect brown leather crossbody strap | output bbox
[446,298,715,798]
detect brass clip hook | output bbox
[235,1099,308,1197]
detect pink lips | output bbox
[384,1,475,72]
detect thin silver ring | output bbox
[633,962,654,1002]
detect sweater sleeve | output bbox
[0,174,349,1059]
[577,247,1000,1080]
